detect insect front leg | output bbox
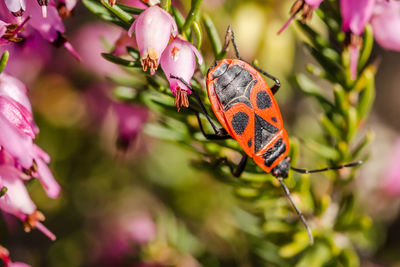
[169,75,231,139]
[194,112,231,140]
[223,26,281,95]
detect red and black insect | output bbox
[171,26,361,244]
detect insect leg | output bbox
[194,112,231,140]
[277,177,314,244]
[216,155,248,177]
[170,75,230,138]
[225,25,281,95]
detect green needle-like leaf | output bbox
[0,50,9,74]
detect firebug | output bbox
[171,26,361,244]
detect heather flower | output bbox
[32,145,61,199]
[278,0,324,34]
[128,6,178,75]
[113,103,148,150]
[0,165,56,240]
[73,23,122,76]
[340,0,375,80]
[0,246,31,267]
[160,38,203,110]
[382,138,400,197]
[0,112,34,169]
[4,0,26,18]
[370,0,400,51]
[57,0,78,17]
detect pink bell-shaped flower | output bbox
[370,0,400,51]
[340,0,375,80]
[160,38,203,110]
[128,6,178,75]
[278,0,324,34]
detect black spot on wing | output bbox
[263,138,286,167]
[212,63,229,79]
[256,91,272,109]
[231,112,249,135]
[247,138,252,148]
[254,113,279,153]
[272,117,278,123]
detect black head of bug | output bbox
[271,157,291,178]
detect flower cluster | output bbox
[128,4,203,110]
[280,0,400,79]
[340,0,400,79]
[0,0,79,59]
[0,71,59,241]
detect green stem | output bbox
[101,0,134,25]
[182,0,203,33]
[161,0,171,12]
[202,14,222,58]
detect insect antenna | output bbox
[290,161,362,174]
[277,177,314,245]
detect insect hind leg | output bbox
[215,155,248,177]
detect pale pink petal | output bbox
[160,39,200,94]
[0,165,36,215]
[33,145,50,163]
[64,0,78,10]
[0,96,35,138]
[0,114,34,169]
[0,73,31,112]
[127,18,137,37]
[34,157,60,199]
[187,42,203,65]
[134,6,177,73]
[340,0,375,35]
[4,0,26,13]
[305,0,324,9]
[159,7,178,36]
[371,0,400,51]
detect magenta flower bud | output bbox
[371,0,400,52]
[128,6,178,75]
[340,0,375,35]
[113,103,148,150]
[160,38,203,110]
[278,0,324,35]
[4,0,26,18]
